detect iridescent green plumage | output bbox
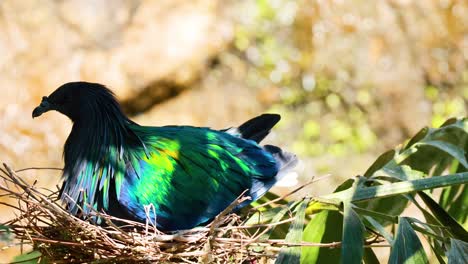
[33,82,297,230]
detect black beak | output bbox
[32,96,51,118]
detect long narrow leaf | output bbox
[417,141,468,168]
[389,217,428,264]
[374,163,426,181]
[275,198,310,264]
[0,225,11,243]
[363,248,380,264]
[322,172,468,203]
[245,205,288,225]
[439,184,462,210]
[432,118,468,136]
[341,203,364,264]
[260,204,293,240]
[302,210,343,264]
[363,216,394,244]
[429,241,447,264]
[364,150,395,177]
[301,180,356,263]
[447,238,468,264]
[439,182,468,227]
[418,192,468,241]
[12,250,42,264]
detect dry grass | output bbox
[0,163,310,263]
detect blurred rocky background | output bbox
[0,0,467,261]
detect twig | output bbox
[15,167,63,173]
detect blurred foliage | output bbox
[224,0,468,179]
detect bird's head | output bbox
[32,82,121,122]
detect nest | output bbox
[0,164,307,263]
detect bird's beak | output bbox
[32,97,51,118]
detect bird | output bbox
[32,82,297,231]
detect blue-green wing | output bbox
[119,125,278,230]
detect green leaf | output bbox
[12,251,42,264]
[276,198,310,264]
[363,163,426,227]
[418,192,468,241]
[406,217,449,242]
[359,195,408,228]
[0,225,11,242]
[249,191,288,209]
[335,178,356,192]
[364,150,396,177]
[405,127,431,147]
[341,203,364,264]
[407,195,449,236]
[402,118,468,174]
[364,160,427,226]
[261,203,294,240]
[445,185,468,228]
[439,160,468,227]
[301,210,343,264]
[439,185,466,209]
[440,181,463,209]
[447,238,468,264]
[374,162,426,181]
[363,248,380,264]
[389,217,428,264]
[417,140,468,168]
[305,200,340,214]
[404,127,429,150]
[363,215,394,244]
[245,205,289,225]
[306,179,355,213]
[440,117,459,127]
[431,155,456,177]
[322,172,468,203]
[301,179,355,263]
[429,240,447,264]
[434,118,468,135]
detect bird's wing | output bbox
[119,125,279,230]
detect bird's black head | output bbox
[32,82,123,122]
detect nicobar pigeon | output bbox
[32,82,297,231]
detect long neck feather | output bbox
[61,92,140,216]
